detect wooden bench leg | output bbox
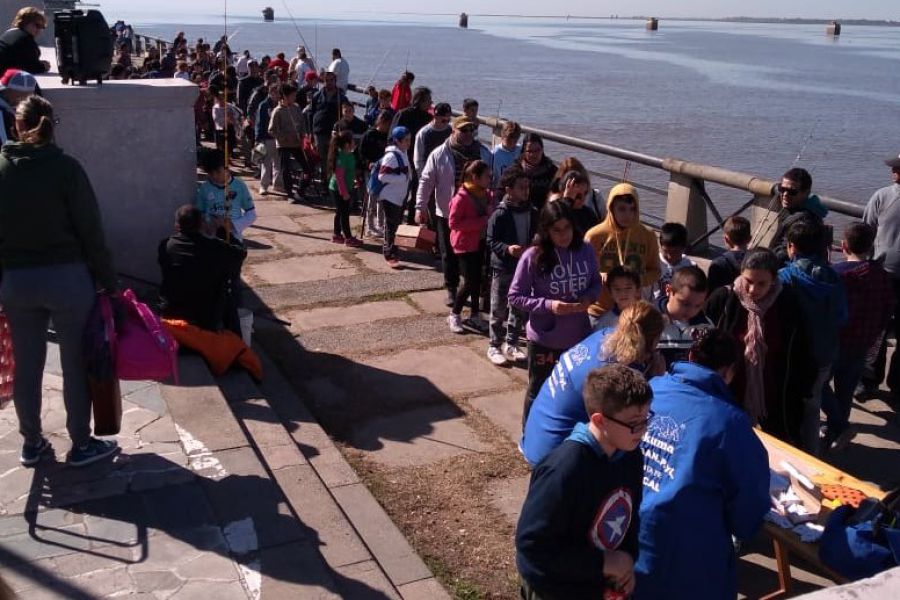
[761,538,793,600]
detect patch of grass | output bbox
[425,556,487,600]
[363,290,414,303]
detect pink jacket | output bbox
[449,186,494,254]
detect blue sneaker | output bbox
[20,437,52,466]
[67,438,119,468]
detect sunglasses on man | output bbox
[777,184,800,197]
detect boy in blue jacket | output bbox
[778,221,847,454]
[516,364,652,599]
[635,329,770,600]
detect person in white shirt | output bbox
[377,127,412,269]
[234,50,251,79]
[327,48,349,92]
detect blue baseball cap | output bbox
[391,126,410,141]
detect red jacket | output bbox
[269,58,290,81]
[391,81,411,111]
[449,187,494,254]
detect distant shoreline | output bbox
[389,13,900,27]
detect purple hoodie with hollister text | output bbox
[508,245,602,350]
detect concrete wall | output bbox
[35,48,198,284]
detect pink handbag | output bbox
[113,289,179,382]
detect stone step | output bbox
[211,346,451,599]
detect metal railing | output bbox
[344,83,863,253]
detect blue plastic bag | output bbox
[819,504,900,581]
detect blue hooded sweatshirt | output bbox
[517,423,643,599]
[778,256,848,367]
[635,362,770,600]
[521,328,621,466]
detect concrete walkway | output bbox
[0,337,448,598]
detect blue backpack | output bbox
[366,150,406,201]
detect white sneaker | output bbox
[258,187,269,196]
[503,343,527,362]
[447,313,464,334]
[487,346,508,366]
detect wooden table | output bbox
[756,430,886,599]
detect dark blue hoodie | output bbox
[517,423,643,599]
[635,362,770,600]
[778,256,848,367]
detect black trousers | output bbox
[382,200,404,258]
[405,172,419,225]
[279,147,310,197]
[523,341,563,429]
[331,189,354,238]
[453,249,484,315]
[435,215,460,291]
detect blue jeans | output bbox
[822,351,867,438]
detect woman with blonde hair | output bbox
[521,299,665,466]
[0,96,118,468]
[0,7,50,74]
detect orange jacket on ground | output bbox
[162,319,262,380]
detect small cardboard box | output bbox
[395,224,436,252]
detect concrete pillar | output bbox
[749,193,781,248]
[37,48,198,283]
[665,173,708,251]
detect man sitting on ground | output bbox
[158,205,246,332]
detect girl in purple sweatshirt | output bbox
[509,201,602,427]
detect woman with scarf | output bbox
[517,133,556,211]
[705,247,816,444]
[447,160,495,333]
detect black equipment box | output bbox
[54,10,114,85]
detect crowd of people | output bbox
[1,9,899,597]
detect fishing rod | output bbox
[281,0,317,69]
[364,45,394,89]
[222,0,232,243]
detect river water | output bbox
[133,14,900,219]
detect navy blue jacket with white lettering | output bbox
[516,423,642,599]
[635,361,770,600]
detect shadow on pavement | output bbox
[4,453,393,599]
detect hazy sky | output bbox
[98,1,898,21]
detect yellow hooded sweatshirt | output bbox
[584,183,660,316]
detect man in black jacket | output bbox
[158,205,246,332]
[0,7,50,76]
[768,167,828,265]
[310,71,347,178]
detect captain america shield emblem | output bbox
[589,488,633,550]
